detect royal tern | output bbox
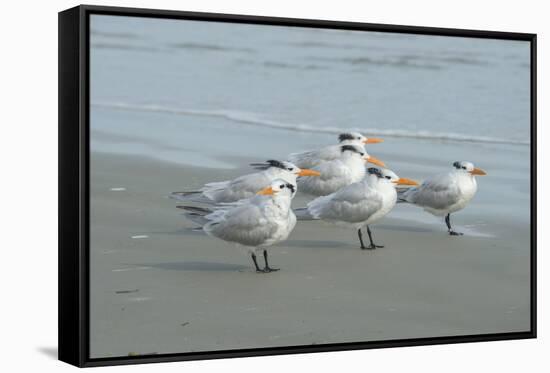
[398,161,487,235]
[296,168,418,249]
[289,132,383,169]
[171,160,319,204]
[180,179,297,273]
[297,145,386,196]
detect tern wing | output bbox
[201,171,270,203]
[308,182,383,223]
[204,202,277,246]
[405,172,461,210]
[289,145,342,169]
[170,190,217,204]
[297,159,353,196]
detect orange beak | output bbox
[365,155,386,168]
[364,137,383,144]
[394,177,419,186]
[298,169,321,177]
[470,167,487,176]
[257,186,276,195]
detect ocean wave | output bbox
[236,59,327,71]
[91,42,166,53]
[92,102,529,146]
[91,41,252,54]
[345,56,442,70]
[262,61,328,70]
[91,29,140,39]
[168,42,254,53]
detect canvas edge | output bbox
[57,4,537,368]
[529,34,537,339]
[79,3,536,40]
[58,5,83,368]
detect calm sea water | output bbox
[90,15,530,166]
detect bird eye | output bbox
[360,153,365,156]
[280,184,285,189]
[288,168,294,171]
[462,166,466,170]
[357,137,361,140]
[385,176,391,179]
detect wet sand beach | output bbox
[89,152,530,358]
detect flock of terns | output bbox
[172,132,486,273]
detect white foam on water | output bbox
[131,235,149,239]
[110,187,126,191]
[92,101,529,146]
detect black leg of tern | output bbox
[263,249,280,272]
[358,228,367,250]
[251,253,263,272]
[445,213,463,236]
[367,225,384,249]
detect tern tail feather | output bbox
[294,207,317,221]
[170,191,216,205]
[177,205,213,226]
[396,188,412,203]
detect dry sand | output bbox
[89,152,531,358]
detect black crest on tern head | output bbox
[338,133,356,142]
[285,183,296,194]
[340,145,363,155]
[274,181,296,194]
[367,167,383,178]
[250,160,287,170]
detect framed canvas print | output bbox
[58,5,537,367]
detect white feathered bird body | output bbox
[202,167,296,203]
[172,165,298,204]
[400,170,478,216]
[201,194,297,253]
[297,153,366,196]
[289,142,365,169]
[307,173,397,229]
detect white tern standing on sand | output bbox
[296,168,418,249]
[398,161,487,235]
[179,179,297,273]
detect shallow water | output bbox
[90,15,530,151]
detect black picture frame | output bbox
[59,4,537,368]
